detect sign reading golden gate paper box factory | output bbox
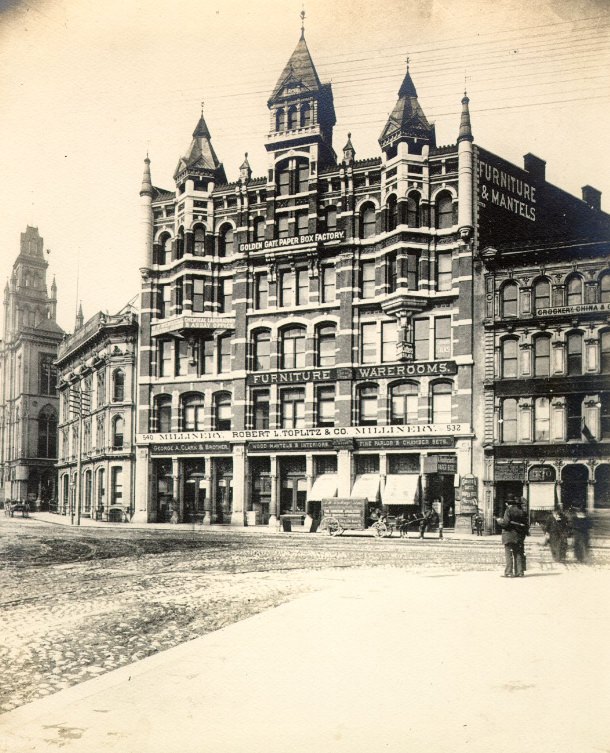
[238,230,345,253]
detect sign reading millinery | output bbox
[459,473,479,514]
[238,230,345,254]
[535,303,608,318]
[494,462,526,481]
[246,361,457,386]
[137,423,471,445]
[423,454,458,474]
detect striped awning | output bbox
[382,474,420,505]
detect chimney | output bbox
[582,185,601,211]
[523,153,546,182]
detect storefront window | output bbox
[111,467,123,505]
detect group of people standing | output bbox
[498,497,592,577]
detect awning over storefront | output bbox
[351,474,380,502]
[308,474,338,501]
[529,483,555,510]
[382,474,421,505]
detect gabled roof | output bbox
[268,33,322,104]
[174,113,225,182]
[379,68,435,146]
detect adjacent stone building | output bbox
[0,227,63,508]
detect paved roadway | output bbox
[1,533,608,752]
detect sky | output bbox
[0,0,609,334]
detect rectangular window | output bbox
[566,395,582,440]
[321,266,336,303]
[97,370,105,408]
[437,252,452,291]
[534,397,550,441]
[281,389,305,429]
[414,318,429,361]
[175,282,183,314]
[387,254,397,293]
[278,170,290,196]
[254,273,268,309]
[280,270,294,307]
[296,268,309,306]
[316,386,335,427]
[277,215,289,239]
[220,278,233,314]
[159,340,173,377]
[296,211,308,236]
[111,467,123,505]
[361,261,376,299]
[361,322,377,364]
[218,336,231,373]
[381,321,397,363]
[176,340,189,376]
[406,252,418,290]
[252,390,270,429]
[355,454,379,474]
[434,317,451,360]
[297,163,309,193]
[160,285,171,318]
[601,394,610,439]
[192,278,205,313]
[201,338,214,374]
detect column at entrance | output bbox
[337,449,352,497]
[203,472,213,525]
[268,455,279,527]
[230,444,246,526]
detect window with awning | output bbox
[351,474,380,502]
[382,474,421,505]
[308,474,338,501]
[528,483,555,510]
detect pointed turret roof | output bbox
[379,64,435,150]
[140,156,153,197]
[268,33,322,104]
[458,91,473,143]
[174,110,226,184]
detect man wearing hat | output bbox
[499,496,529,577]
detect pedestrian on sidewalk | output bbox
[570,507,592,563]
[544,507,569,563]
[498,497,529,577]
[419,503,438,539]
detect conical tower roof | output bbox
[268,33,322,104]
[174,110,226,184]
[379,65,435,150]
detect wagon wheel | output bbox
[325,517,343,536]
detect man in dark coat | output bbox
[500,497,529,577]
[544,508,570,562]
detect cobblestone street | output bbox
[2,516,608,715]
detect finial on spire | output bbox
[406,55,410,72]
[300,6,305,38]
[201,100,205,116]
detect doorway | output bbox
[214,458,233,523]
[561,464,588,510]
[279,457,307,515]
[183,459,206,523]
[595,465,610,509]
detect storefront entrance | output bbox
[154,459,174,522]
[183,459,206,523]
[561,464,588,510]
[249,457,271,524]
[426,473,455,526]
[594,465,610,509]
[279,457,307,515]
[494,480,523,517]
[214,458,233,523]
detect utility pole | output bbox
[70,381,90,526]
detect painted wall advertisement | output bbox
[457,474,479,514]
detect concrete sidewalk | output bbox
[1,566,609,753]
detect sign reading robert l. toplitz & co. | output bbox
[137,422,471,445]
[239,230,345,253]
[246,361,457,386]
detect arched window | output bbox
[84,470,92,514]
[431,381,452,424]
[501,338,519,379]
[154,395,172,433]
[501,398,518,442]
[407,192,420,228]
[386,194,398,232]
[533,278,551,311]
[275,108,284,131]
[176,226,185,260]
[300,103,311,127]
[360,203,376,239]
[97,468,106,512]
[533,334,551,377]
[601,330,610,374]
[218,225,234,257]
[214,392,232,431]
[600,273,610,303]
[281,326,306,369]
[500,281,518,317]
[37,406,57,458]
[436,191,453,229]
[534,397,551,441]
[182,393,205,431]
[159,233,172,265]
[287,106,298,129]
[390,382,419,425]
[317,324,336,367]
[252,329,271,371]
[358,384,378,425]
[193,225,205,256]
[567,332,583,375]
[112,415,124,450]
[566,274,583,306]
[253,217,265,242]
[112,369,125,402]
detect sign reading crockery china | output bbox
[536,303,607,318]
[238,230,345,253]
